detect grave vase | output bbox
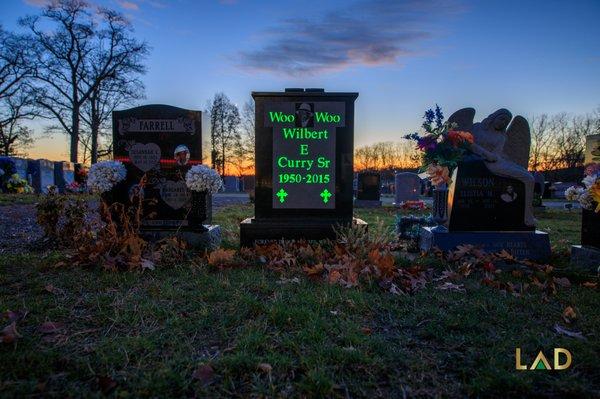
[188,191,209,231]
[432,184,448,227]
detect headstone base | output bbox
[141,225,221,251]
[419,226,551,261]
[354,199,382,208]
[570,245,600,273]
[240,217,367,247]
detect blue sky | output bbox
[2,0,600,160]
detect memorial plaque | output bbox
[240,89,361,246]
[394,172,420,203]
[448,159,533,231]
[112,104,209,231]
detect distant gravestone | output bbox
[239,88,363,246]
[54,161,75,193]
[421,108,550,261]
[28,159,55,193]
[223,176,239,192]
[355,171,381,207]
[571,134,600,270]
[533,171,545,197]
[394,172,420,205]
[242,175,255,191]
[112,104,219,247]
[10,157,29,180]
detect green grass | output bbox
[0,205,598,397]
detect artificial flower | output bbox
[584,162,600,177]
[565,186,584,201]
[447,130,474,147]
[589,180,600,213]
[417,135,437,151]
[427,164,450,187]
[185,164,223,194]
[87,160,127,194]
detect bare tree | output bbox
[208,93,240,175]
[21,0,148,163]
[0,27,38,156]
[528,114,554,171]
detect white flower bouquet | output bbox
[87,160,127,194]
[185,165,223,194]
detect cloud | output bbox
[236,0,463,76]
[117,0,140,11]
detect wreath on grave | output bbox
[405,105,473,187]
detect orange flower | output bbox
[447,130,474,146]
[426,164,450,187]
[590,180,600,213]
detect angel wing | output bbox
[503,115,531,169]
[447,108,475,132]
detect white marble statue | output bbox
[448,108,536,227]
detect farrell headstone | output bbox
[111,104,219,248]
[240,88,363,246]
[355,171,381,207]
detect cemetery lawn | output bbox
[1,205,599,397]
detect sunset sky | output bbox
[2,0,600,161]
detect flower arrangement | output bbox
[6,173,33,193]
[185,164,223,194]
[66,180,84,193]
[0,157,17,191]
[565,162,600,212]
[405,105,474,187]
[87,160,127,194]
[399,200,427,210]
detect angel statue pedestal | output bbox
[419,108,551,261]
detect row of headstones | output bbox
[222,175,255,193]
[4,157,83,194]
[354,170,554,206]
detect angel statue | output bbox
[448,108,536,227]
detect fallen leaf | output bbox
[192,364,214,384]
[554,324,586,340]
[582,281,597,289]
[39,321,65,334]
[562,306,577,323]
[207,249,236,267]
[436,282,466,293]
[553,277,571,288]
[257,363,272,374]
[97,376,117,394]
[44,284,56,293]
[0,322,21,344]
[141,258,155,271]
[360,327,372,335]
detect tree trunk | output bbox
[91,93,99,164]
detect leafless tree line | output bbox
[529,108,600,171]
[354,140,420,171]
[0,0,148,163]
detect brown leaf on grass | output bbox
[369,250,395,278]
[207,249,236,267]
[562,306,577,323]
[2,310,25,323]
[192,364,215,384]
[257,363,272,374]
[1,322,21,344]
[436,282,466,293]
[554,324,586,340]
[39,321,65,334]
[496,250,515,261]
[553,277,571,288]
[304,263,324,277]
[582,281,597,289]
[97,376,117,394]
[328,270,342,284]
[360,327,372,335]
[44,284,56,293]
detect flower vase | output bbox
[432,184,449,228]
[188,190,209,232]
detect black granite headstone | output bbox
[112,104,210,231]
[447,157,533,232]
[356,172,381,201]
[240,89,362,246]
